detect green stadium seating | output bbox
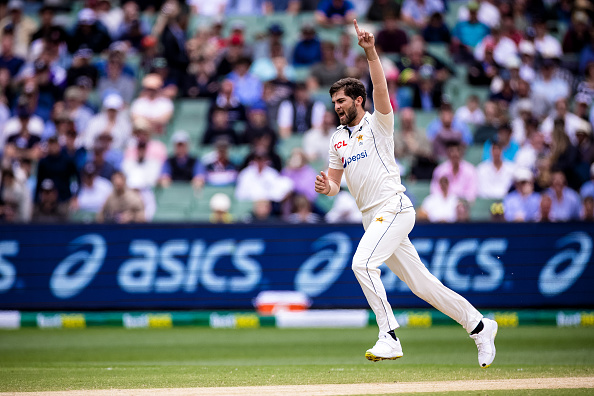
[464,145,484,166]
[470,198,498,221]
[404,181,431,207]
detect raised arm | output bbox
[353,19,391,115]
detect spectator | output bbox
[159,130,205,189]
[533,17,562,59]
[574,93,592,121]
[235,151,293,202]
[577,63,594,105]
[375,13,409,55]
[325,187,362,223]
[474,26,517,67]
[540,97,584,145]
[546,171,581,221]
[315,0,357,27]
[401,0,444,29]
[287,193,321,223]
[422,13,450,44]
[130,74,174,135]
[253,23,288,61]
[0,0,37,59]
[482,124,519,162]
[0,28,24,77]
[215,34,248,79]
[95,0,125,39]
[116,1,150,47]
[35,136,79,203]
[209,192,233,224]
[31,178,68,223]
[580,163,594,199]
[97,171,144,223]
[309,41,348,88]
[451,1,490,64]
[63,86,94,136]
[31,4,68,44]
[203,137,238,186]
[335,31,357,68]
[395,107,436,180]
[562,11,591,55]
[430,140,478,203]
[575,121,594,182]
[468,42,500,87]
[242,105,277,146]
[429,103,468,160]
[303,110,338,164]
[227,57,263,108]
[457,0,500,29]
[66,48,98,89]
[411,65,442,111]
[1,100,43,151]
[202,106,239,145]
[455,95,485,127]
[84,93,131,152]
[530,57,570,119]
[183,56,219,99]
[88,136,118,181]
[3,106,42,165]
[72,163,112,213]
[97,51,137,104]
[243,199,277,223]
[282,148,318,203]
[242,134,283,172]
[518,41,536,83]
[537,193,553,222]
[154,0,189,85]
[515,128,546,172]
[122,139,161,221]
[0,167,31,222]
[124,118,168,166]
[277,83,326,138]
[582,196,594,221]
[477,138,515,199]
[548,119,580,190]
[418,176,458,223]
[67,8,111,55]
[61,121,87,172]
[211,79,246,126]
[292,23,322,67]
[510,99,533,145]
[366,0,401,22]
[503,167,541,222]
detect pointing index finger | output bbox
[353,19,360,35]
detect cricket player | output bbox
[314,20,498,368]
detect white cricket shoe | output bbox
[365,333,403,362]
[470,318,498,368]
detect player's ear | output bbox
[356,96,363,107]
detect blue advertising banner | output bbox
[0,222,593,310]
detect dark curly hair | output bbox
[329,77,366,108]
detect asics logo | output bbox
[342,150,368,169]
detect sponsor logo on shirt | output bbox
[342,150,368,169]
[334,140,348,150]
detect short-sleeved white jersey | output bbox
[328,110,406,213]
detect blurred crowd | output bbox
[0,0,593,224]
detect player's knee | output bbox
[351,252,367,274]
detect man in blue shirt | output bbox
[292,24,322,66]
[315,0,356,27]
[483,124,519,162]
[426,103,473,145]
[503,168,541,222]
[547,171,581,221]
[452,1,490,63]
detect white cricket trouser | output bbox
[353,193,483,334]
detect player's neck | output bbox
[347,110,366,128]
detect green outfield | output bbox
[0,326,593,393]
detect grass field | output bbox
[0,325,593,394]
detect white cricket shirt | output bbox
[328,110,406,213]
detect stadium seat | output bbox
[404,180,431,207]
[470,198,498,221]
[464,145,484,166]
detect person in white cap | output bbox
[0,0,37,59]
[209,192,232,224]
[84,93,132,151]
[158,130,205,189]
[503,167,541,222]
